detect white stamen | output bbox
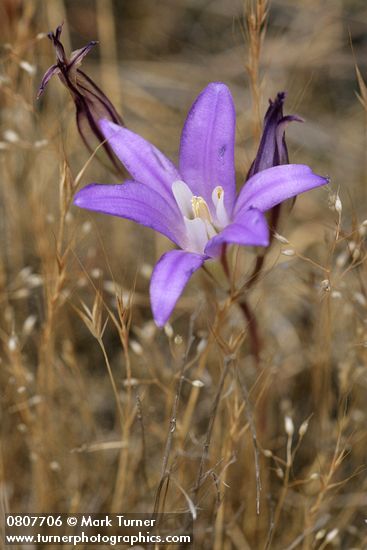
[203,219,217,239]
[172,180,228,254]
[212,186,230,227]
[172,180,193,218]
[184,217,208,254]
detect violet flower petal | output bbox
[73,73,125,173]
[69,42,98,69]
[179,82,236,216]
[275,114,303,164]
[150,250,206,327]
[49,24,67,65]
[37,64,60,99]
[99,120,181,205]
[74,182,186,247]
[204,209,269,258]
[76,70,123,124]
[235,164,329,216]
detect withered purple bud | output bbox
[247,92,302,179]
[247,92,303,232]
[37,23,124,174]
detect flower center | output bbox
[191,196,212,222]
[172,180,229,254]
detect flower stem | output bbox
[220,245,261,365]
[238,299,261,366]
[220,244,230,279]
[245,204,281,291]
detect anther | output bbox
[191,196,212,222]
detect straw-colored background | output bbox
[1,0,367,548]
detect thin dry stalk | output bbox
[154,315,196,514]
[2,2,367,548]
[192,355,232,501]
[236,368,261,515]
[244,0,269,140]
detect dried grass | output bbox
[1,0,367,548]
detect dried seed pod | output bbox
[38,23,125,174]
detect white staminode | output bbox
[172,180,194,218]
[172,180,229,254]
[211,186,230,227]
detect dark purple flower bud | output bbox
[37,23,124,174]
[246,92,303,236]
[247,92,302,179]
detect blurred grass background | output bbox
[1,0,367,548]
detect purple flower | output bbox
[74,82,328,327]
[37,24,124,173]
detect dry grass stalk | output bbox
[244,0,269,140]
[1,1,367,548]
